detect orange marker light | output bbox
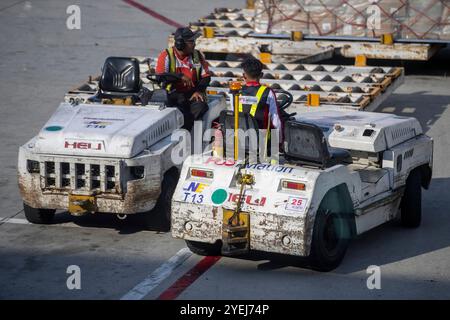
[191,169,214,179]
[282,180,306,191]
[229,81,242,92]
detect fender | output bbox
[303,174,357,256]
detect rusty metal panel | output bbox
[171,202,223,244]
[192,25,253,38]
[249,212,307,256]
[189,35,436,61]
[171,201,309,256]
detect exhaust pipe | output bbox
[116,214,127,220]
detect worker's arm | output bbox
[190,76,210,102]
[190,51,211,102]
[155,50,170,74]
[195,51,211,92]
[267,90,283,130]
[195,76,211,92]
[266,89,285,146]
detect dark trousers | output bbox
[168,91,208,131]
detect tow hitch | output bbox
[68,195,97,216]
[222,171,254,255]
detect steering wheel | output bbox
[273,89,293,110]
[147,73,181,84]
[272,88,296,120]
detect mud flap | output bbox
[222,209,250,256]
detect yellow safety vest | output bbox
[166,47,202,91]
[238,85,268,118]
[238,85,272,160]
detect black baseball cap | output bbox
[174,27,201,42]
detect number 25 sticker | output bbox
[285,196,308,213]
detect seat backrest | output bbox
[219,110,260,161]
[99,57,140,98]
[284,120,331,168]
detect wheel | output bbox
[146,168,179,231]
[309,209,350,272]
[400,169,422,228]
[186,240,221,256]
[23,203,55,224]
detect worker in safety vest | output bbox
[156,27,211,131]
[237,57,284,140]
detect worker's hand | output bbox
[180,75,194,87]
[189,91,205,102]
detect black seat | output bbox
[284,120,351,168]
[219,110,262,162]
[98,57,141,99]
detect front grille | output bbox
[40,159,121,193]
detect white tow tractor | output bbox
[17,56,226,229]
[171,102,433,271]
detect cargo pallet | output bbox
[65,57,403,113]
[186,7,445,63]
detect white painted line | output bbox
[2,218,79,228]
[2,217,162,232]
[401,107,416,114]
[381,107,395,113]
[6,218,31,225]
[120,247,193,300]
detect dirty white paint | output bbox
[189,36,435,60]
[171,109,433,258]
[17,93,227,216]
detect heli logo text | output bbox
[64,141,102,150]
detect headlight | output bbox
[27,160,40,173]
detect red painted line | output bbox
[122,0,183,28]
[157,255,221,300]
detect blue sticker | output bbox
[183,192,204,204]
[45,126,63,131]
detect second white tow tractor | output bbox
[172,100,433,271]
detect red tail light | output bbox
[190,168,214,179]
[282,180,306,191]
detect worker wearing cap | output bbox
[156,27,211,131]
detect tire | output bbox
[186,240,221,256]
[146,168,179,231]
[23,203,55,224]
[309,209,350,272]
[400,169,422,228]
